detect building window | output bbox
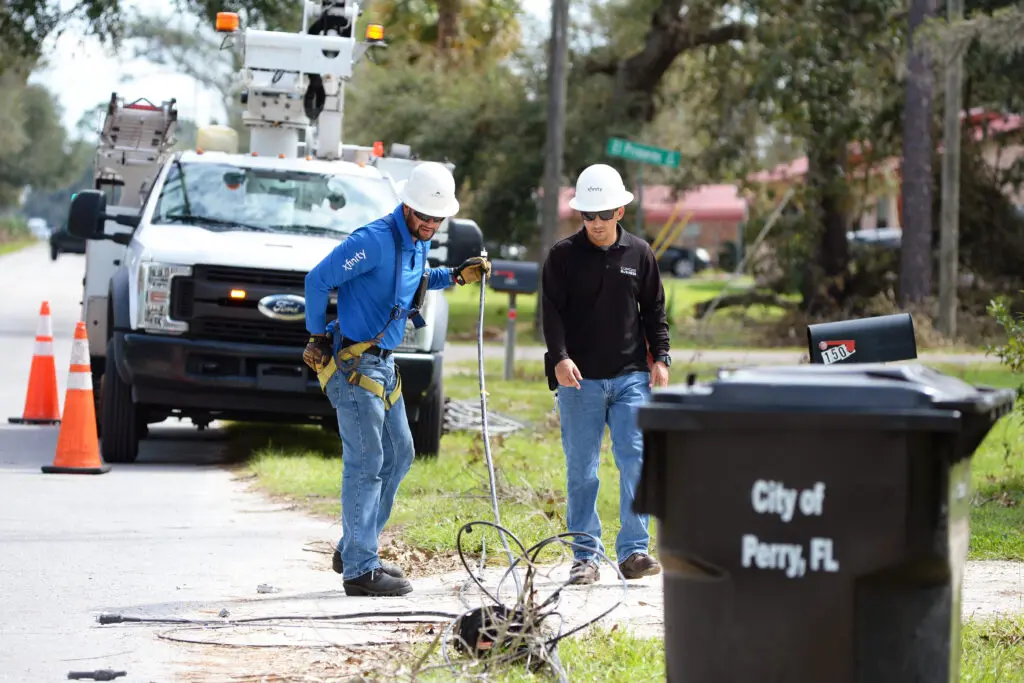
[876,197,890,229]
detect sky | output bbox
[30,0,553,136]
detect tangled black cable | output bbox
[407,521,630,682]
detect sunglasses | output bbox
[580,209,618,221]
[412,210,444,225]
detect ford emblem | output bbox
[257,294,306,322]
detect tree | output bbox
[0,0,301,70]
[0,77,80,208]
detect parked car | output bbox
[656,245,712,278]
[49,223,87,260]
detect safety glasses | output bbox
[412,209,444,224]
[580,209,618,221]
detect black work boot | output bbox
[343,567,413,597]
[333,550,406,579]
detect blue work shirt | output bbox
[305,204,455,350]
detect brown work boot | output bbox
[333,549,405,579]
[568,559,600,585]
[619,552,662,579]
[343,568,413,597]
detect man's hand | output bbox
[650,361,670,389]
[303,334,333,372]
[454,256,492,285]
[555,358,583,389]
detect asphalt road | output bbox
[0,244,341,682]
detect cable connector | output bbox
[96,613,124,625]
[67,670,127,681]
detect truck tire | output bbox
[412,379,444,459]
[91,357,105,438]
[100,338,140,464]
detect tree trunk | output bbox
[435,0,460,55]
[899,0,938,305]
[800,142,851,314]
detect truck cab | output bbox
[68,146,482,464]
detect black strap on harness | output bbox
[316,221,429,410]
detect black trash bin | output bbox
[634,363,1016,683]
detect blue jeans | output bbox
[556,371,652,564]
[324,353,415,580]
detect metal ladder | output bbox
[94,93,179,208]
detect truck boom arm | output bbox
[219,0,384,160]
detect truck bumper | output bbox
[113,332,442,423]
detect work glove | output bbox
[303,333,333,372]
[454,256,492,285]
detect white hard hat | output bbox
[568,163,634,212]
[399,162,460,218]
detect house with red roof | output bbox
[745,109,1024,231]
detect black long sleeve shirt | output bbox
[541,224,671,383]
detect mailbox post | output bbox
[487,259,540,380]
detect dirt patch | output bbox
[175,641,420,682]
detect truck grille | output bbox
[170,264,334,347]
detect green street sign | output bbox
[606,137,681,168]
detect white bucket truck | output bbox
[65,0,483,463]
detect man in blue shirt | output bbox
[303,162,490,597]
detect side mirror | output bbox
[446,218,484,267]
[68,190,107,239]
[67,190,140,243]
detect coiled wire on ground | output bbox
[443,399,525,436]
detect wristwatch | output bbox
[654,354,672,367]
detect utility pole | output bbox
[534,0,569,341]
[938,0,964,337]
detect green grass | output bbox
[0,238,36,256]
[962,615,1024,682]
[406,626,666,682]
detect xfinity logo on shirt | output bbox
[343,249,367,271]
[620,266,637,277]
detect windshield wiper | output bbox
[267,224,347,237]
[162,214,275,232]
[173,159,194,217]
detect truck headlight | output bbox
[397,295,431,351]
[137,262,192,333]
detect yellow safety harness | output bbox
[314,221,429,410]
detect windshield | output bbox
[150,160,398,237]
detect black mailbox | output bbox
[807,313,917,365]
[488,259,539,294]
[634,363,1016,683]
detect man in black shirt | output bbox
[541,163,671,585]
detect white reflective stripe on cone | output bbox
[69,340,89,366]
[34,340,54,357]
[67,372,93,392]
[36,313,53,338]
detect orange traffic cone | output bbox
[9,301,61,425]
[42,321,110,475]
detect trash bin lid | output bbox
[643,363,1016,433]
